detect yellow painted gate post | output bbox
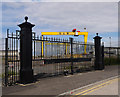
[84,35,88,54]
[65,43,67,55]
[41,35,44,58]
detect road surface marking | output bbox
[58,76,118,96]
[82,78,120,96]
[82,82,113,95]
[75,78,118,95]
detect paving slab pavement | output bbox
[2,65,118,96]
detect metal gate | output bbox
[32,34,95,79]
[4,29,20,86]
[3,30,95,86]
[3,17,105,86]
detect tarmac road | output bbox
[2,65,118,96]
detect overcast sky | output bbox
[1,1,119,47]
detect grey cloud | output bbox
[2,2,118,46]
[3,2,118,33]
[22,2,118,33]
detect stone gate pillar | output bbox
[93,33,103,70]
[18,16,35,83]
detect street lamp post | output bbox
[109,37,111,47]
[109,37,111,65]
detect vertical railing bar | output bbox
[55,42,56,59]
[76,43,77,57]
[70,38,73,75]
[45,42,47,58]
[57,42,58,59]
[5,38,8,86]
[102,42,104,69]
[59,43,60,59]
[41,41,42,59]
[50,42,52,74]
[43,37,44,59]
[34,33,35,60]
[51,42,53,59]
[9,38,12,84]
[12,32,13,84]
[16,31,18,81]
[18,38,20,81]
[16,31,18,80]
[14,34,15,83]
[41,36,42,59]
[12,64,13,84]
[56,43,57,59]
[10,38,11,61]
[109,47,111,65]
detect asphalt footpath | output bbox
[2,65,118,96]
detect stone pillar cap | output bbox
[18,16,35,28]
[93,33,102,39]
